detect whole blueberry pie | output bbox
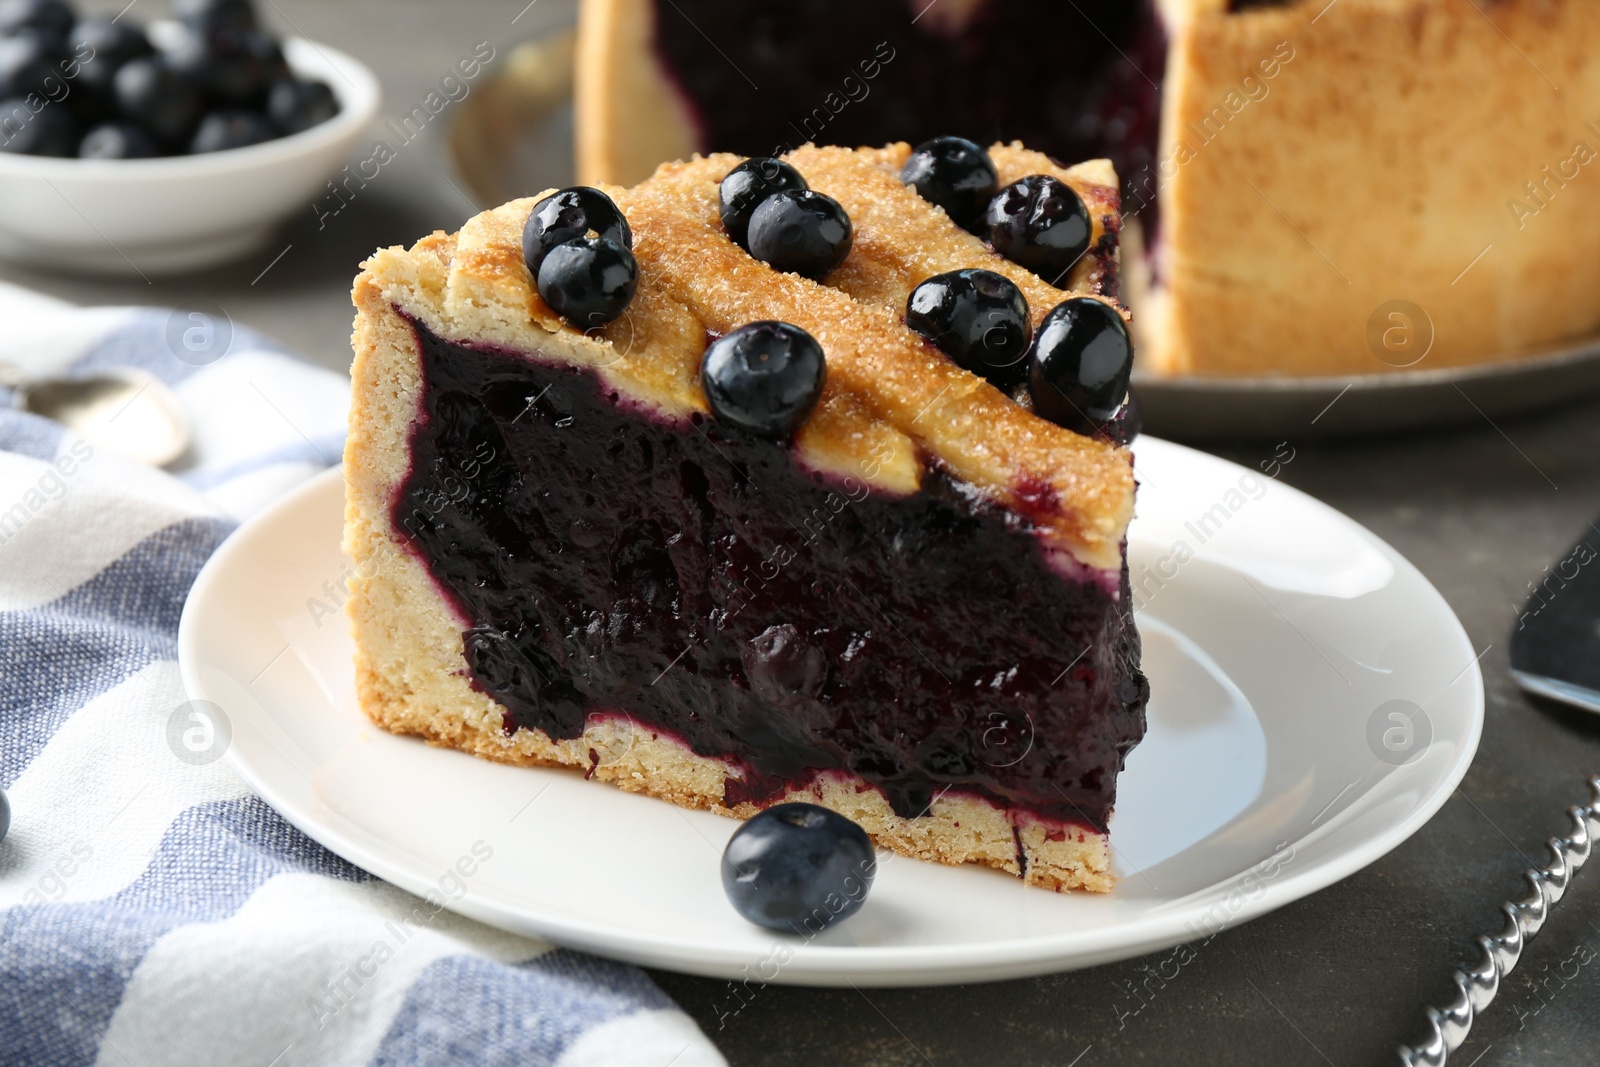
[575,0,1600,378]
[344,140,1147,892]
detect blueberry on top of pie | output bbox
[344,139,1147,892]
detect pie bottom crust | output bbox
[345,248,1113,895]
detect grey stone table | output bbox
[22,2,1600,1063]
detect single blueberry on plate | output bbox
[745,189,852,280]
[0,0,73,43]
[905,268,1032,389]
[1028,296,1135,433]
[113,58,202,144]
[173,0,258,35]
[899,135,998,232]
[265,77,336,135]
[535,235,638,327]
[718,156,807,249]
[721,802,876,933]
[79,120,158,158]
[0,94,76,155]
[986,174,1092,282]
[189,108,273,152]
[700,320,826,438]
[522,186,631,276]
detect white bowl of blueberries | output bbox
[0,0,379,275]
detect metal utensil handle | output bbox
[1399,776,1600,1066]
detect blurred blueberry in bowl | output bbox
[0,92,74,154]
[189,107,272,153]
[78,120,158,159]
[68,18,153,121]
[0,0,73,45]
[0,0,380,274]
[112,56,203,145]
[174,0,257,36]
[266,76,336,136]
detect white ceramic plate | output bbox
[177,438,1483,986]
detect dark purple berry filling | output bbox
[391,315,1147,833]
[650,0,1167,244]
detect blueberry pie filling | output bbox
[348,141,1145,892]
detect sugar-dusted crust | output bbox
[346,143,1133,893]
[791,143,1123,312]
[1147,0,1600,376]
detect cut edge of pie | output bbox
[344,142,1143,893]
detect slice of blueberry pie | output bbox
[344,138,1147,892]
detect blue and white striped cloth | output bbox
[0,283,724,1067]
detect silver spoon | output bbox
[1,365,191,468]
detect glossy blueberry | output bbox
[0,35,64,99]
[700,321,826,438]
[718,156,807,248]
[0,0,73,43]
[113,58,202,144]
[986,174,1092,282]
[173,0,258,35]
[0,786,9,844]
[905,268,1031,389]
[721,802,875,933]
[522,186,631,276]
[745,189,852,280]
[1027,297,1135,431]
[79,120,157,158]
[535,235,637,327]
[189,108,272,152]
[899,135,998,232]
[0,93,74,154]
[265,76,336,135]
[165,26,274,107]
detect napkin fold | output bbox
[0,283,724,1067]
